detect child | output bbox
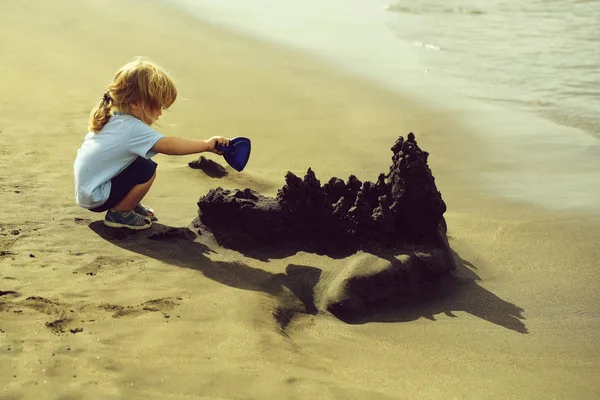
[74,57,230,230]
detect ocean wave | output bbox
[413,41,441,51]
[385,3,485,16]
[385,0,600,137]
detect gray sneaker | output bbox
[104,209,152,230]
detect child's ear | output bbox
[130,102,141,110]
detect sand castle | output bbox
[194,133,447,252]
[192,133,455,321]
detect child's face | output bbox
[145,107,163,126]
[130,102,163,126]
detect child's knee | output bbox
[145,171,157,186]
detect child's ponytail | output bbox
[87,58,177,133]
[88,92,113,133]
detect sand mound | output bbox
[193,133,447,255]
[191,133,455,326]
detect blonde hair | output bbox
[88,57,177,132]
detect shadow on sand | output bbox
[89,221,527,333]
[345,253,528,334]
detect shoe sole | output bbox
[103,220,152,230]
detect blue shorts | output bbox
[90,157,157,213]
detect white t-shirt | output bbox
[73,113,163,209]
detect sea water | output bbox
[164,0,600,212]
[386,0,600,138]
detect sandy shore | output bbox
[1,0,599,399]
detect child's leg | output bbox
[89,157,157,216]
[112,172,157,212]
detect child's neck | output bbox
[112,107,126,115]
[113,107,151,126]
[113,108,141,121]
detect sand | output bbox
[1,0,599,399]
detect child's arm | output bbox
[151,136,230,156]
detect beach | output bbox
[1,0,599,399]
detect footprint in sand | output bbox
[3,291,184,335]
[98,297,183,319]
[73,255,140,276]
[3,295,85,335]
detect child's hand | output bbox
[207,136,230,155]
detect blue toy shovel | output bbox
[215,137,251,172]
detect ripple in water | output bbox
[386,0,600,137]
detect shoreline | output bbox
[163,0,600,215]
[1,0,599,399]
